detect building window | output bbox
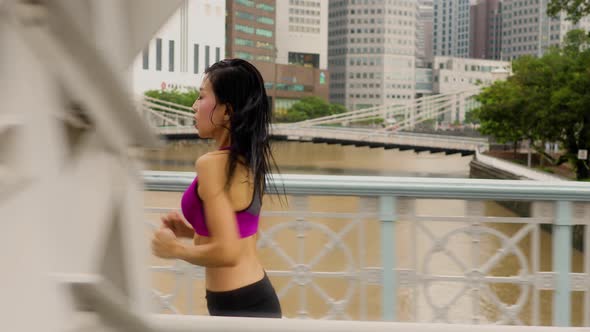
[236,0,254,7]
[156,38,162,71]
[215,47,221,62]
[235,51,253,60]
[169,40,175,72]
[236,24,255,34]
[236,11,255,21]
[255,28,273,38]
[288,52,319,68]
[142,47,149,70]
[205,45,210,69]
[257,16,274,25]
[256,3,274,12]
[194,44,199,74]
[235,38,254,47]
[256,55,272,62]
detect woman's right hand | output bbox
[160,211,194,238]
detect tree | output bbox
[548,31,590,178]
[274,97,347,123]
[464,109,479,125]
[472,79,528,148]
[144,88,199,110]
[471,30,590,179]
[548,0,590,24]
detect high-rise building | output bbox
[226,0,329,113]
[226,0,276,63]
[470,0,502,60]
[275,0,328,70]
[328,0,419,111]
[417,0,435,67]
[433,0,471,57]
[560,15,590,42]
[131,0,225,94]
[500,0,554,60]
[500,0,590,60]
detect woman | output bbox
[151,59,282,318]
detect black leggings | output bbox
[206,273,282,318]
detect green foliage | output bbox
[464,109,479,124]
[144,88,199,109]
[274,96,347,123]
[548,0,590,24]
[471,29,590,180]
[538,167,555,174]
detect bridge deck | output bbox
[156,125,488,155]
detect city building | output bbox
[275,0,329,70]
[433,0,471,57]
[131,0,226,95]
[226,0,276,63]
[470,0,502,60]
[417,0,435,68]
[226,0,329,113]
[433,56,511,121]
[328,0,419,111]
[433,56,511,93]
[501,0,590,60]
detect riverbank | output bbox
[470,150,584,252]
[484,150,577,180]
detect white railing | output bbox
[138,96,195,129]
[147,315,580,332]
[291,88,481,130]
[144,172,590,327]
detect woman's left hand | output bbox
[151,228,180,259]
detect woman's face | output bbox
[192,77,228,139]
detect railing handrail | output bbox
[292,88,481,127]
[143,171,590,202]
[142,101,195,118]
[149,314,582,332]
[141,95,195,112]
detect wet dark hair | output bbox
[204,58,280,199]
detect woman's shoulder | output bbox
[194,151,229,170]
[194,153,229,198]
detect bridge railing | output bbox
[292,88,481,129]
[137,96,195,128]
[136,90,482,136]
[143,172,590,327]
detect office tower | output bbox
[328,0,419,110]
[226,0,329,113]
[417,0,435,67]
[275,0,328,70]
[470,0,502,60]
[500,0,590,60]
[433,0,471,57]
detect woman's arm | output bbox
[173,154,242,267]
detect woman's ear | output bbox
[224,104,233,121]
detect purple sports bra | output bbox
[180,153,261,238]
